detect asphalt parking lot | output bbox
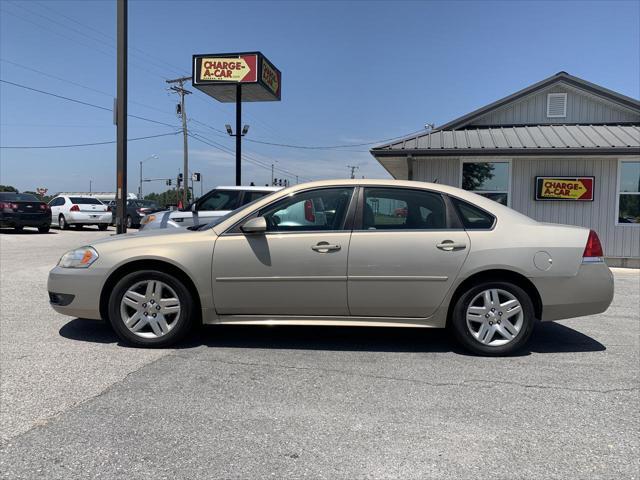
[0,226,638,479]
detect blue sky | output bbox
[1,0,639,194]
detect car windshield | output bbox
[197,190,242,211]
[0,192,39,202]
[69,197,103,205]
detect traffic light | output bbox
[166,179,172,186]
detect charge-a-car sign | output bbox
[198,54,257,83]
[535,176,594,201]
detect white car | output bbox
[49,195,112,230]
[139,185,281,230]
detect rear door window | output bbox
[362,188,447,230]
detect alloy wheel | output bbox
[465,288,524,346]
[119,279,181,339]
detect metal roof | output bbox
[436,72,640,131]
[371,124,640,157]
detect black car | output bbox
[0,192,51,233]
[106,199,163,228]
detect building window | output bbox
[461,161,510,206]
[617,160,640,225]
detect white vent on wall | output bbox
[547,93,567,118]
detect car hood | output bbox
[89,226,206,247]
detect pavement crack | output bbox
[194,356,638,395]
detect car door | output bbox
[212,187,356,316]
[348,187,470,318]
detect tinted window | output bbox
[49,197,64,206]
[451,197,495,229]
[242,191,271,205]
[0,193,39,202]
[259,188,353,232]
[198,190,241,211]
[362,188,446,230]
[69,197,103,205]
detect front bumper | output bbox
[531,261,614,321]
[47,265,108,319]
[67,212,112,224]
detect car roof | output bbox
[215,186,282,191]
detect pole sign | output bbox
[198,55,258,83]
[192,51,281,102]
[535,176,594,201]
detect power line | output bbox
[0,79,179,129]
[0,131,180,149]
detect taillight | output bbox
[583,230,604,260]
[39,203,49,211]
[0,202,18,210]
[70,204,80,212]
[304,199,315,222]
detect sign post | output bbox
[192,52,281,185]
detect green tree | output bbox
[462,163,494,191]
[0,185,18,193]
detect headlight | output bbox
[58,246,99,268]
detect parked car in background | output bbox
[105,199,163,228]
[48,179,613,355]
[49,196,111,230]
[0,192,51,233]
[139,185,281,230]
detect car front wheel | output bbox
[108,270,194,347]
[451,281,535,356]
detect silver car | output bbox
[47,180,614,355]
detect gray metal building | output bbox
[371,72,640,267]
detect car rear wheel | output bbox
[14,226,23,232]
[38,226,50,233]
[108,270,194,347]
[126,215,133,229]
[59,215,68,230]
[451,281,535,356]
[98,224,108,231]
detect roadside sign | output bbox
[535,176,594,201]
[192,52,281,102]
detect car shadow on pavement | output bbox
[59,319,605,355]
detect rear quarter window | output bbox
[450,197,495,229]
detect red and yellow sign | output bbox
[199,55,257,83]
[535,176,594,201]
[261,60,280,97]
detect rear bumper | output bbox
[0,212,50,227]
[47,266,107,319]
[66,212,112,224]
[531,262,614,321]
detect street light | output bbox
[139,154,159,199]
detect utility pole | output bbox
[166,76,191,207]
[89,180,92,192]
[115,0,127,234]
[347,165,359,179]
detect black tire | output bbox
[38,225,50,233]
[98,224,108,231]
[59,215,69,230]
[450,281,535,356]
[14,225,23,232]
[108,270,195,347]
[75,224,83,230]
[126,215,133,229]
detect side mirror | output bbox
[241,216,267,234]
[191,203,197,212]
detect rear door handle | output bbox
[436,240,467,251]
[311,242,341,253]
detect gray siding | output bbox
[470,83,640,126]
[412,156,640,259]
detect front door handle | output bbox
[311,242,341,253]
[436,240,467,251]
